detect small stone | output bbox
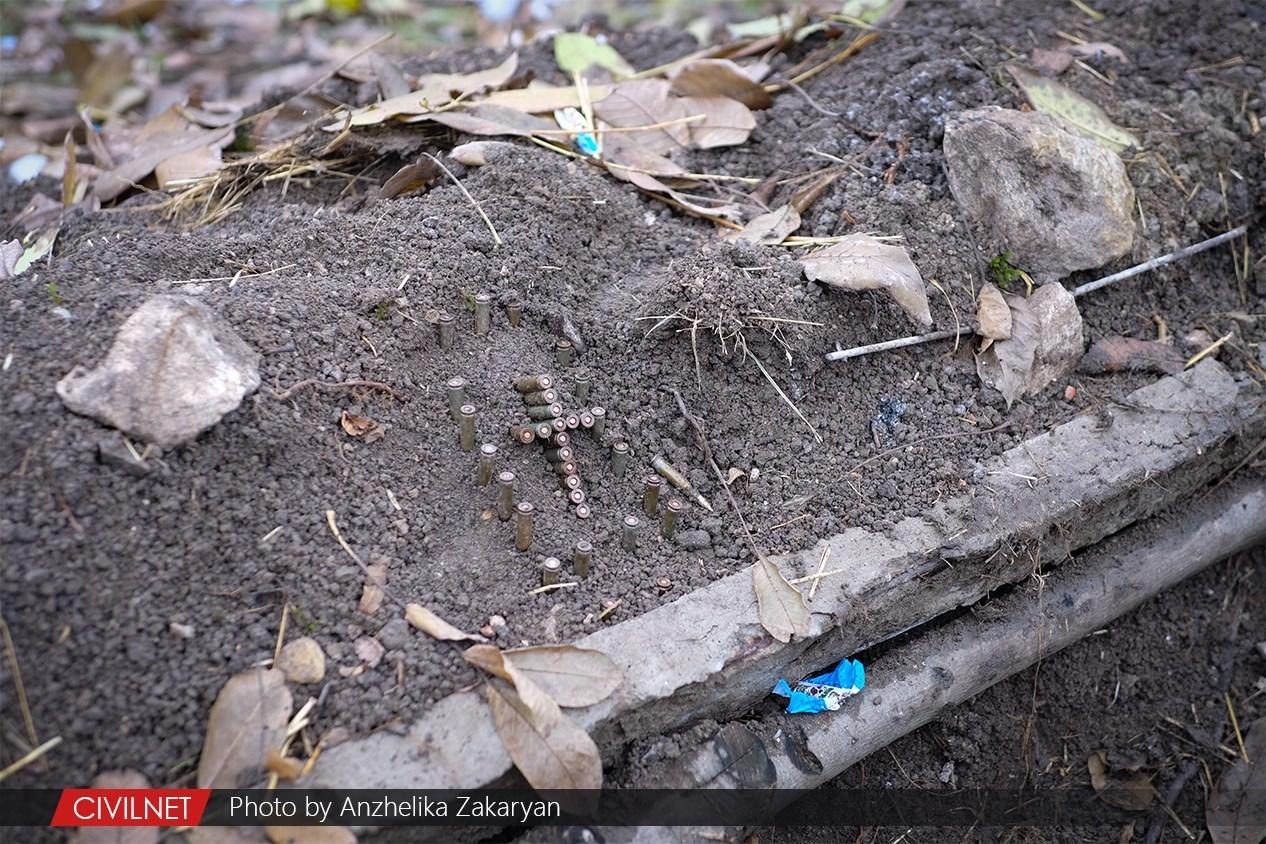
[56,295,261,448]
[97,434,158,477]
[377,617,410,650]
[1256,641,1266,662]
[488,614,507,629]
[276,637,326,684]
[1064,385,1077,401]
[944,108,1135,281]
[676,529,711,550]
[169,622,195,639]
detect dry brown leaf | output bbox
[339,410,382,440]
[357,561,387,614]
[679,95,756,148]
[197,668,292,788]
[263,748,304,782]
[593,80,691,154]
[405,603,484,642]
[753,556,810,643]
[975,291,1038,409]
[482,83,613,115]
[426,104,555,137]
[71,771,158,844]
[95,107,232,201]
[368,52,410,100]
[1078,336,1184,376]
[669,59,772,109]
[462,644,556,725]
[62,132,78,208]
[726,204,801,245]
[102,0,167,24]
[79,45,133,111]
[265,827,356,844]
[1207,716,1266,844]
[154,145,221,190]
[502,645,623,707]
[0,240,22,279]
[790,170,841,215]
[1031,47,1075,76]
[800,234,932,327]
[602,132,688,178]
[483,680,602,790]
[976,282,1012,347]
[380,157,441,199]
[611,167,744,222]
[1088,752,1154,812]
[725,467,746,485]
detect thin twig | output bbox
[749,350,822,442]
[0,736,61,783]
[673,390,759,555]
[422,153,502,247]
[527,582,578,596]
[0,614,40,767]
[272,378,405,401]
[827,225,1250,362]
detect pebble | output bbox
[378,618,411,650]
[676,529,711,550]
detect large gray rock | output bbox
[57,295,260,447]
[944,107,1135,281]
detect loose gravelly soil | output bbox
[1,0,1263,797]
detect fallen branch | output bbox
[826,225,1249,362]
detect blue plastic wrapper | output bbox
[772,658,865,714]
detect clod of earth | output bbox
[943,107,1136,281]
[55,295,261,448]
[275,637,326,685]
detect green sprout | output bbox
[987,252,1034,295]
[45,282,64,306]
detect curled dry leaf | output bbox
[800,233,932,328]
[483,680,603,791]
[339,410,383,442]
[726,204,801,246]
[669,59,772,110]
[379,157,441,199]
[593,80,691,154]
[975,291,1038,409]
[1008,64,1139,154]
[368,52,410,100]
[72,770,158,844]
[753,556,811,643]
[1078,336,1184,376]
[426,104,555,137]
[790,170,841,215]
[332,53,520,127]
[1206,716,1266,844]
[197,668,293,788]
[265,827,356,844]
[976,282,1012,350]
[405,603,485,642]
[1087,751,1154,812]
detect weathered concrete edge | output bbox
[309,360,1266,789]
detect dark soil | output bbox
[2,0,1263,796]
[754,543,1266,844]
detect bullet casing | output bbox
[553,460,578,477]
[515,502,534,551]
[611,441,629,479]
[579,412,595,429]
[568,488,586,505]
[651,454,713,512]
[555,339,574,367]
[621,515,641,552]
[573,375,590,403]
[527,403,563,421]
[661,498,682,538]
[550,417,568,433]
[446,377,466,421]
[573,540,593,578]
[574,503,592,519]
[550,432,571,448]
[496,471,516,521]
[473,293,491,336]
[437,312,456,350]
[507,301,523,327]
[477,443,497,486]
[535,422,555,439]
[541,557,562,586]
[560,474,582,491]
[458,404,477,452]
[514,375,553,393]
[643,475,663,517]
[544,446,574,463]
[510,425,536,445]
[590,406,607,440]
[521,389,558,406]
[565,414,580,430]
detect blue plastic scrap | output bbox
[772,658,865,714]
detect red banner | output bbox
[50,789,210,827]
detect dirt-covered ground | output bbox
[1,0,1263,800]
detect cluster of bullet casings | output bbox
[437,298,697,589]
